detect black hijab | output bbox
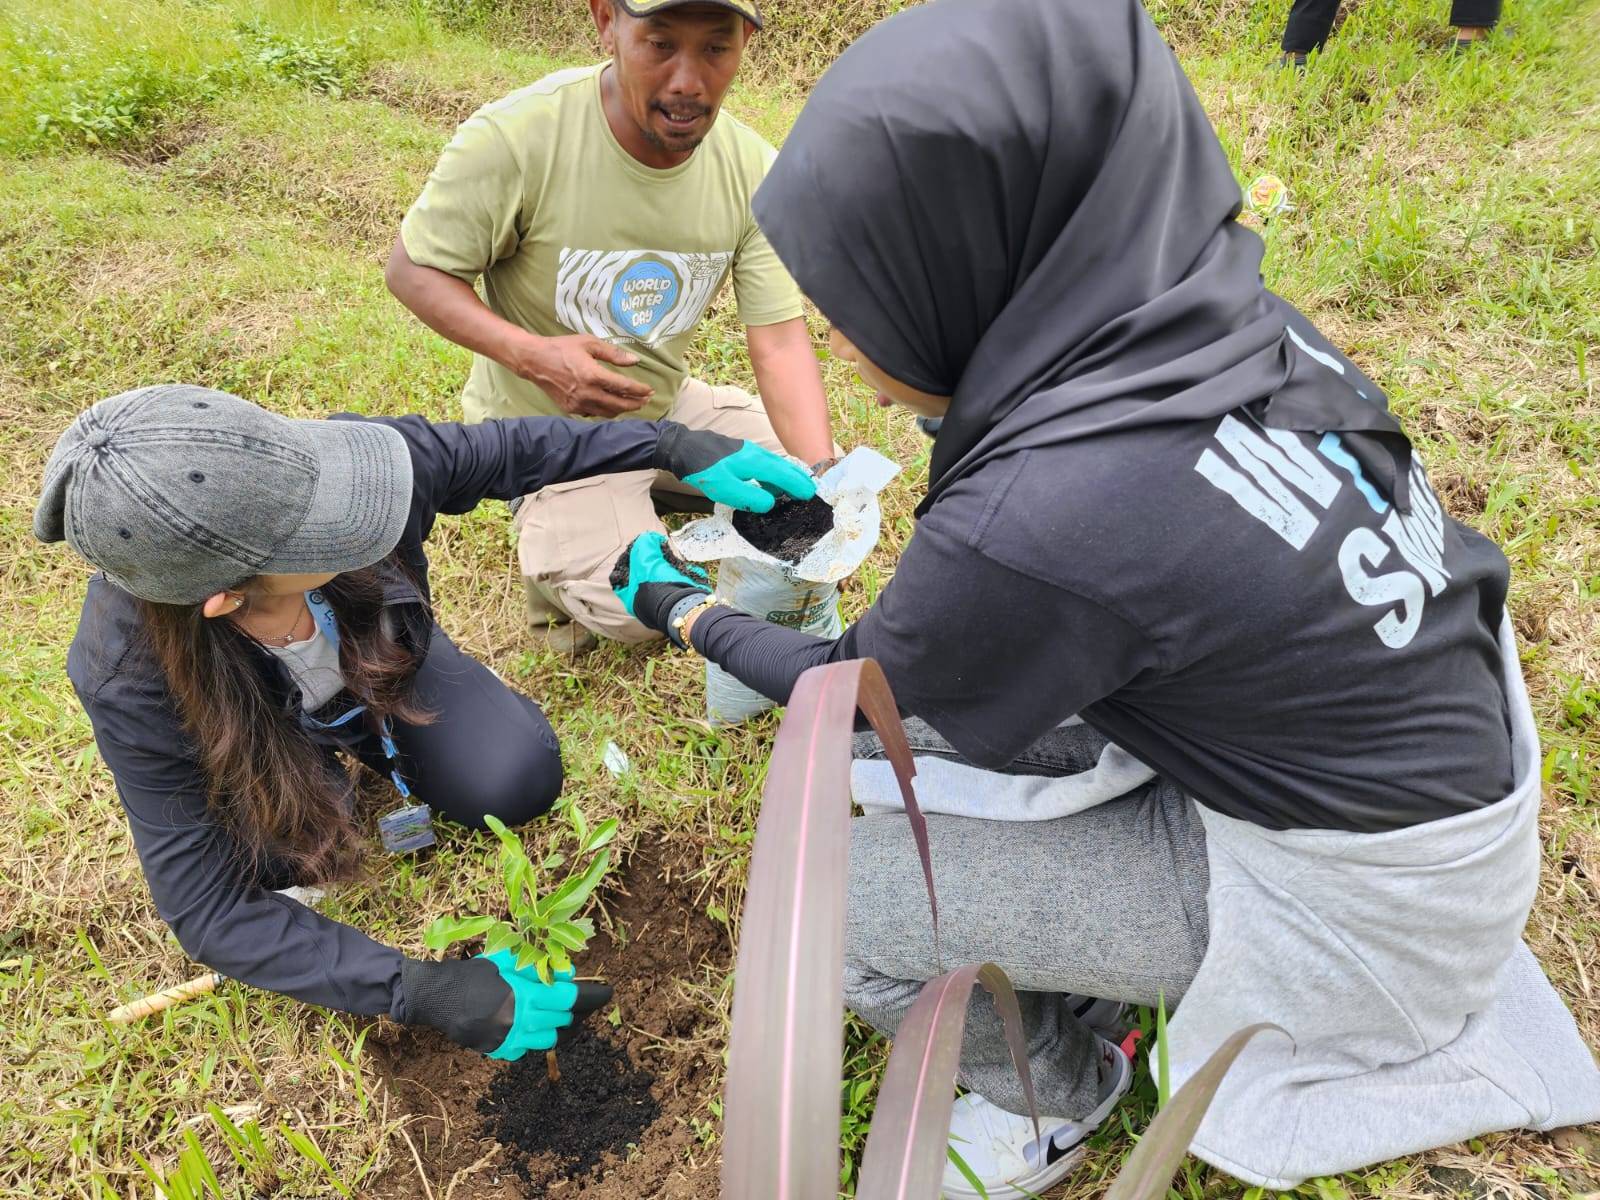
[752,0,1414,513]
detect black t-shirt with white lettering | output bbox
[695,406,1514,832]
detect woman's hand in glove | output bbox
[610,533,711,642]
[398,950,612,1060]
[653,423,816,513]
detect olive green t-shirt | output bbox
[400,64,804,424]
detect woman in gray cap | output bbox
[34,383,812,1061]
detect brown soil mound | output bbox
[366,845,728,1198]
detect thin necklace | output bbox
[236,598,311,647]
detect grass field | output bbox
[2,0,1597,1196]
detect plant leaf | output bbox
[855,963,1039,1200]
[1103,1023,1288,1200]
[128,1148,169,1192]
[546,921,590,953]
[514,942,540,972]
[504,853,531,914]
[207,1102,250,1170]
[1155,990,1170,1109]
[850,663,939,942]
[946,1145,990,1199]
[423,914,497,951]
[483,813,525,858]
[538,849,611,923]
[570,802,590,850]
[181,1128,225,1196]
[584,817,619,854]
[721,659,925,1200]
[280,1124,351,1198]
[482,921,521,957]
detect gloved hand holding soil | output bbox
[609,533,711,646]
[670,446,899,586]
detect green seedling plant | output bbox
[423,800,618,1079]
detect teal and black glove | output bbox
[609,532,711,644]
[398,950,612,1060]
[653,423,816,513]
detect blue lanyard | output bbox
[301,589,411,799]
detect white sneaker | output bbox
[941,1037,1132,1200]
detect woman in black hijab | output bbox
[612,0,1600,1193]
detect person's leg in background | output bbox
[515,467,662,652]
[384,624,564,826]
[1449,0,1501,44]
[842,755,1208,1193]
[1279,0,1342,64]
[845,778,1209,1118]
[513,378,796,650]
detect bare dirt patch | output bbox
[357,61,511,128]
[110,119,216,168]
[366,844,728,1199]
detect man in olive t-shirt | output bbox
[387,0,834,650]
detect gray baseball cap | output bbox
[34,385,414,606]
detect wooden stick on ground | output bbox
[107,972,223,1025]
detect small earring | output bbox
[232,597,244,609]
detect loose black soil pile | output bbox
[732,495,835,561]
[608,538,699,590]
[367,846,728,1199]
[480,1026,661,1182]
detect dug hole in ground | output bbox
[366,844,726,1198]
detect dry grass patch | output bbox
[127,92,443,255]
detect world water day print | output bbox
[554,248,731,345]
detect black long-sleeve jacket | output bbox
[67,413,664,1019]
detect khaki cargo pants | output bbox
[513,377,783,643]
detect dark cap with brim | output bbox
[34,385,414,606]
[616,0,762,31]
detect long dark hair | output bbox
[140,557,433,883]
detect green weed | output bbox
[238,21,365,96]
[32,60,236,149]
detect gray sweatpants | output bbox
[845,720,1211,1119]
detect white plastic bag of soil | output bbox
[672,447,901,724]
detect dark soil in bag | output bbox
[731,495,835,562]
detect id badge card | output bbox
[378,803,436,853]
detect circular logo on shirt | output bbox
[609,257,681,339]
